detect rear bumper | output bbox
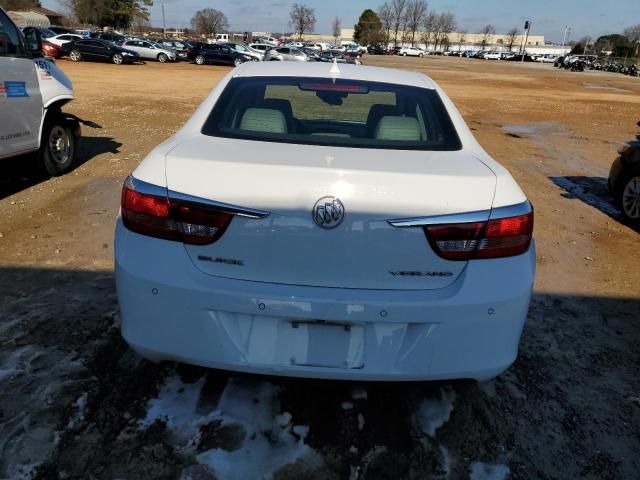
[115,219,536,381]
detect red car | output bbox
[42,40,61,58]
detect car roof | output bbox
[232,62,436,89]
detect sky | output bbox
[43,0,639,43]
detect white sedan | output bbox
[398,46,425,57]
[47,33,83,47]
[115,62,535,381]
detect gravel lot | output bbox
[1,56,639,480]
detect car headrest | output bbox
[240,108,287,134]
[374,116,421,141]
[366,104,399,136]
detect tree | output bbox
[421,11,437,50]
[390,0,407,47]
[456,30,466,51]
[2,0,39,10]
[623,24,640,56]
[480,24,495,48]
[595,34,632,57]
[331,17,341,44]
[505,27,519,51]
[433,11,456,51]
[377,2,393,46]
[190,8,228,37]
[404,0,427,46]
[353,9,382,45]
[289,3,316,39]
[579,35,592,55]
[64,0,152,28]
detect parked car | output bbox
[285,41,305,49]
[41,40,61,58]
[224,42,263,61]
[121,39,176,62]
[248,43,273,53]
[61,39,140,64]
[263,47,308,62]
[155,39,193,60]
[367,44,388,55]
[609,121,640,225]
[483,51,502,60]
[257,36,278,46]
[301,47,321,61]
[398,46,424,57]
[537,55,558,63]
[47,33,83,47]
[115,62,535,382]
[189,43,253,66]
[90,32,126,45]
[340,41,367,54]
[48,26,77,35]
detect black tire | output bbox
[38,114,77,176]
[233,57,243,66]
[195,55,205,65]
[69,49,81,62]
[112,53,123,65]
[157,53,168,63]
[615,168,640,225]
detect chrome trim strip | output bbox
[489,200,532,219]
[387,200,532,228]
[168,190,271,219]
[125,175,168,197]
[387,209,490,227]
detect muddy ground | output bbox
[0,56,639,480]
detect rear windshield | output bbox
[201,76,461,150]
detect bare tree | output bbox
[131,13,150,34]
[404,0,427,46]
[390,0,407,47]
[289,3,316,39]
[331,17,341,44]
[505,27,519,51]
[191,8,228,37]
[421,11,437,50]
[433,11,456,52]
[457,30,467,51]
[480,24,496,49]
[623,24,640,56]
[377,2,393,47]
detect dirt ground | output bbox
[1,56,639,480]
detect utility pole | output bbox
[161,2,167,38]
[521,20,531,62]
[560,25,569,55]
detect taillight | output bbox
[121,186,232,245]
[425,211,533,260]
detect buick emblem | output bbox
[312,196,345,229]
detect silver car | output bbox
[263,47,308,62]
[121,40,176,63]
[224,42,263,61]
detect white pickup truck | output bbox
[0,7,80,176]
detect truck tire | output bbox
[38,113,77,176]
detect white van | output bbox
[215,33,229,43]
[0,7,80,175]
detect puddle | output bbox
[501,122,559,136]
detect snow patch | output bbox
[469,462,510,480]
[415,386,456,437]
[357,413,365,431]
[140,375,206,440]
[352,387,368,400]
[141,376,316,480]
[341,401,354,410]
[197,378,313,480]
[66,392,88,430]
